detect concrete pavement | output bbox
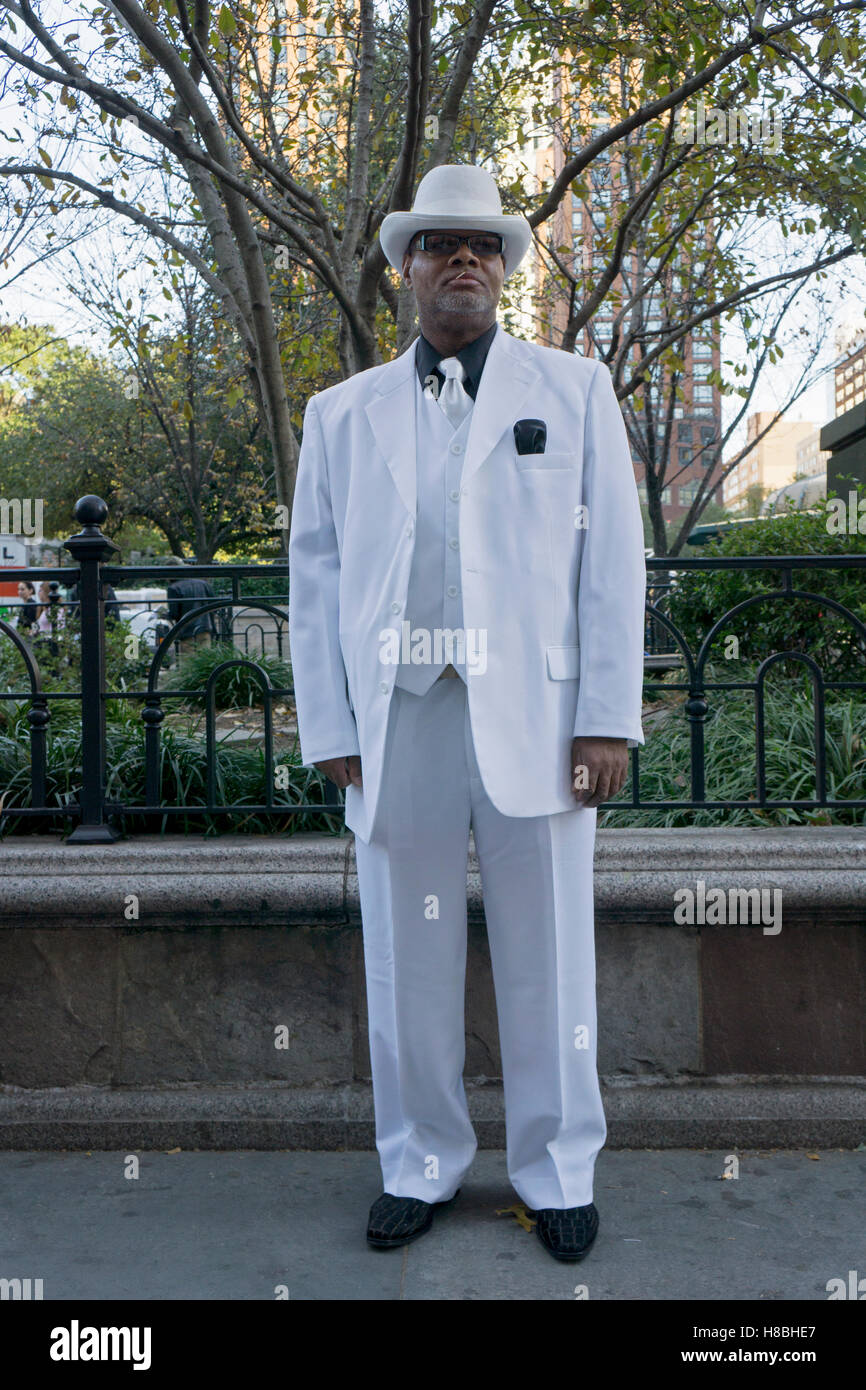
[2,1148,864,1301]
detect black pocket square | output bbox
[514,419,547,454]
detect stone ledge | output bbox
[1,1078,865,1150]
[0,827,862,928]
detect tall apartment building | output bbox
[236,1,346,166]
[509,66,724,530]
[834,325,866,416]
[723,412,819,510]
[794,428,829,479]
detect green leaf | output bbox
[37,147,52,166]
[218,4,236,37]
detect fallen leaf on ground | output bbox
[495,1204,535,1232]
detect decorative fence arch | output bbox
[639,556,866,811]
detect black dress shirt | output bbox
[415,320,498,402]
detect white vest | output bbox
[393,371,473,694]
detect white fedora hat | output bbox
[379,163,532,280]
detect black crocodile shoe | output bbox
[524,1202,599,1261]
[366,1189,461,1249]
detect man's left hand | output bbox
[571,736,629,807]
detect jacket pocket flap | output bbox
[546,644,580,679]
[515,451,576,471]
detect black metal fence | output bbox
[0,496,864,841]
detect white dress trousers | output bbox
[348,356,607,1211]
[353,676,605,1210]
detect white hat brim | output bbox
[379,211,532,280]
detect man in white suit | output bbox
[289,164,646,1261]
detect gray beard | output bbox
[434,286,494,315]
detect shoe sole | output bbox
[366,1188,461,1249]
[534,1229,598,1261]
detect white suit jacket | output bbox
[288,323,646,843]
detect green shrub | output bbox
[0,614,151,695]
[164,641,292,707]
[603,674,865,827]
[0,698,344,837]
[665,507,866,679]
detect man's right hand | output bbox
[314,755,363,789]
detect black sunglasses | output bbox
[413,232,505,256]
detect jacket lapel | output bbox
[460,326,541,489]
[364,338,419,518]
[363,324,543,516]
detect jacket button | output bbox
[390,601,401,613]
[379,681,388,694]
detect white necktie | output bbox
[436,356,473,429]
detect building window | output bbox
[660,487,671,503]
[699,425,717,447]
[693,384,714,402]
[677,422,692,442]
[679,480,700,504]
[316,20,335,59]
